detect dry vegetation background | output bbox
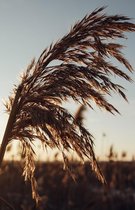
[1,159,135,210]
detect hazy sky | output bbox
[0,0,135,160]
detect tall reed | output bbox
[0,7,135,203]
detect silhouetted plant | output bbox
[107,145,118,161]
[0,7,135,203]
[74,105,86,126]
[121,151,127,160]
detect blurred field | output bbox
[0,160,135,210]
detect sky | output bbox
[0,0,135,160]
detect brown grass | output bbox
[0,7,135,203]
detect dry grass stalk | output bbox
[0,7,135,203]
[74,105,86,125]
[0,196,15,210]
